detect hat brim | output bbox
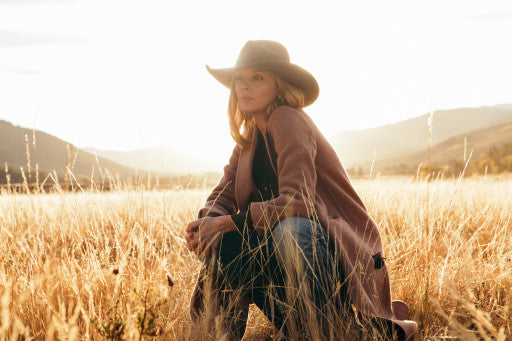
[206,61,319,107]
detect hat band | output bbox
[236,59,289,68]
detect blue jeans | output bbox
[203,217,347,339]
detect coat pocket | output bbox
[372,252,386,269]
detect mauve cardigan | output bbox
[192,105,418,339]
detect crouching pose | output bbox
[185,40,418,340]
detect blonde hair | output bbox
[228,71,307,148]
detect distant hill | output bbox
[332,105,512,167]
[83,147,216,175]
[387,120,512,166]
[366,121,512,174]
[0,120,135,184]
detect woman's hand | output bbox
[185,216,236,257]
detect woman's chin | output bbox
[241,108,264,117]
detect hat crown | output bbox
[206,40,319,106]
[235,40,290,67]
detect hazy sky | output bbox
[1,0,511,168]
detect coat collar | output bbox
[235,131,258,211]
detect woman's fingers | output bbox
[201,233,221,257]
[186,218,203,233]
[195,236,213,257]
[186,232,212,256]
[186,221,195,233]
[185,231,193,243]
[185,219,201,253]
[186,235,196,250]
[186,216,224,256]
[186,231,201,252]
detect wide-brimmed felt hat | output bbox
[206,40,319,107]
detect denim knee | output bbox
[273,216,321,246]
[272,217,329,265]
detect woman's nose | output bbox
[238,79,249,89]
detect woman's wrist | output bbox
[219,215,237,233]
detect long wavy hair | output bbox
[227,71,307,148]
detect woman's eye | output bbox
[254,75,264,80]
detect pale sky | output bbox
[1,0,511,169]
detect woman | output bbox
[185,40,417,340]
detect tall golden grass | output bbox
[0,176,511,340]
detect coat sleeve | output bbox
[249,106,318,233]
[197,145,240,218]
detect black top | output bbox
[208,130,279,232]
[252,129,279,201]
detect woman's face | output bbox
[234,68,278,117]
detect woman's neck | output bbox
[253,113,267,133]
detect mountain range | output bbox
[381,120,512,171]
[0,120,134,185]
[1,103,511,185]
[332,104,512,168]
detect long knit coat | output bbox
[191,105,418,339]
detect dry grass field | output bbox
[0,176,511,340]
